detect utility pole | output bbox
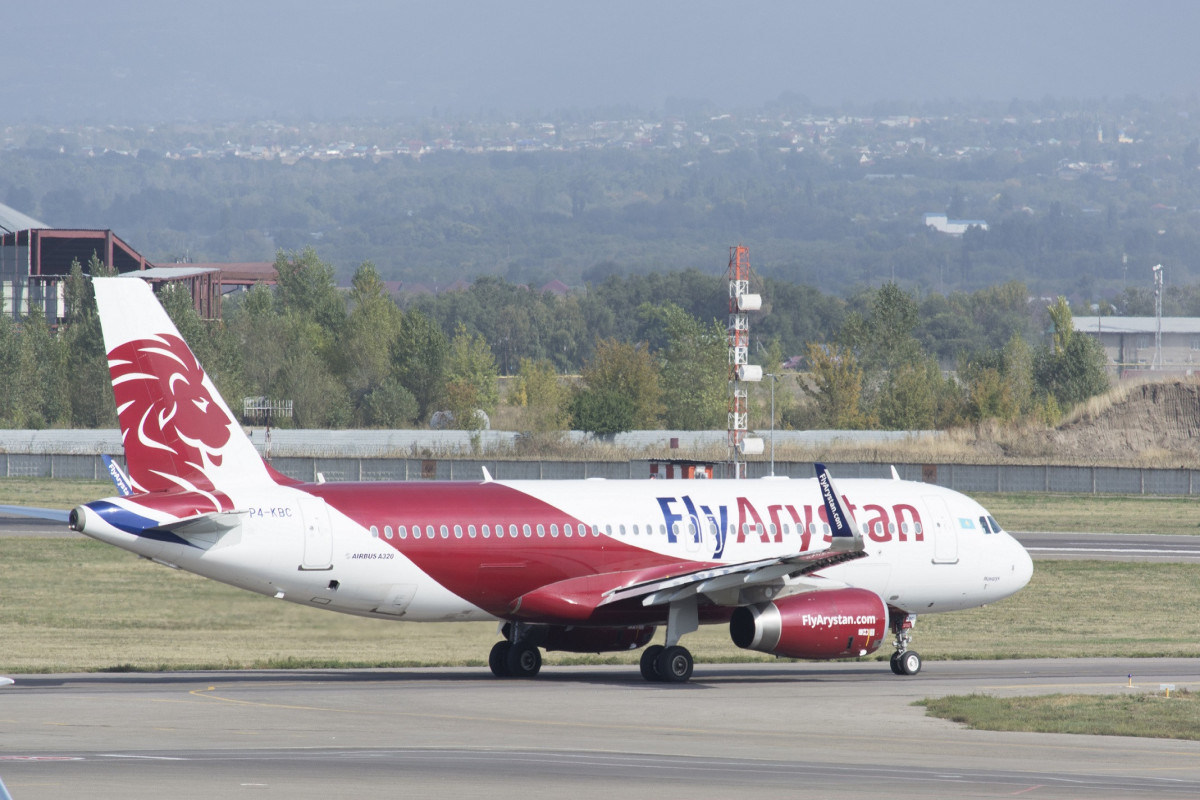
[1152,264,1163,370]
[766,372,779,476]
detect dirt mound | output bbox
[1043,381,1200,464]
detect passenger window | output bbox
[370,525,379,538]
[564,523,573,537]
[454,525,463,539]
[509,524,518,538]
[605,524,612,536]
[619,524,626,537]
[888,523,896,534]
[632,524,639,536]
[914,522,923,535]
[468,525,477,539]
[482,524,491,538]
[440,525,449,539]
[398,525,407,539]
[412,527,421,540]
[873,522,883,536]
[550,524,559,538]
[426,525,435,539]
[536,524,545,538]
[767,523,777,538]
[523,524,532,538]
[384,525,393,540]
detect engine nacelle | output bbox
[729,588,888,660]
[527,625,657,654]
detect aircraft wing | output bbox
[603,542,865,608]
[511,463,866,622]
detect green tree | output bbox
[569,387,635,437]
[512,357,570,433]
[61,259,117,427]
[338,262,402,424]
[800,343,871,429]
[876,359,939,430]
[393,309,448,421]
[1033,297,1110,409]
[443,323,499,429]
[570,339,661,434]
[655,304,727,429]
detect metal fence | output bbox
[4,451,1200,496]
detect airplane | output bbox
[61,276,1032,683]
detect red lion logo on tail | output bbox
[108,334,234,513]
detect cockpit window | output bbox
[987,515,1003,533]
[979,515,991,533]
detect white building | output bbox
[1074,316,1200,377]
[923,212,988,236]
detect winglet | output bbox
[814,463,859,540]
[481,466,494,483]
[102,454,134,497]
[890,465,900,481]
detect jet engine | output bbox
[729,588,888,659]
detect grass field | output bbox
[976,492,1200,535]
[920,692,1200,740]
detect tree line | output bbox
[0,248,1110,436]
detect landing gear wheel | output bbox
[889,651,903,675]
[656,645,693,683]
[897,650,921,676]
[489,641,511,678]
[640,645,664,681]
[505,641,542,678]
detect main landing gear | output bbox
[488,625,542,678]
[889,612,921,676]
[639,595,699,683]
[639,644,694,683]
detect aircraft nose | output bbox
[1011,537,1034,591]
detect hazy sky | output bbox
[4,1,1199,121]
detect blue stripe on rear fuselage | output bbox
[86,500,194,547]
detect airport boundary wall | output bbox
[2,451,1200,496]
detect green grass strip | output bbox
[919,692,1200,740]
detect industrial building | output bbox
[0,203,274,322]
[1075,316,1200,377]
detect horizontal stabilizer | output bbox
[150,510,246,537]
[0,504,71,523]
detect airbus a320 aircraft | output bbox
[65,277,1032,683]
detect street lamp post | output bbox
[766,372,779,476]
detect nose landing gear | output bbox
[889,612,921,676]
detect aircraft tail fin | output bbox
[92,277,282,511]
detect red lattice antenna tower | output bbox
[726,245,763,478]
